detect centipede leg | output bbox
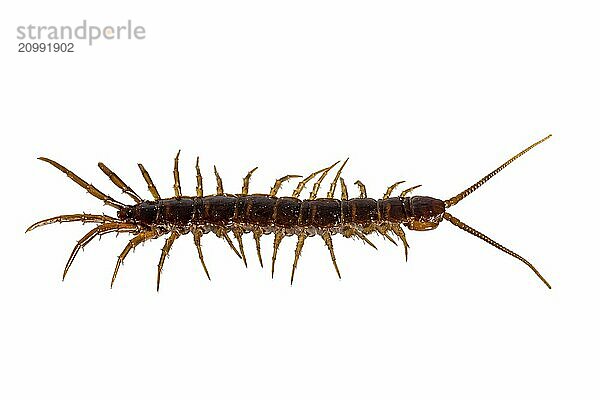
[233,229,248,268]
[291,166,330,198]
[290,234,307,285]
[321,232,341,279]
[326,158,349,198]
[173,150,182,197]
[214,166,224,195]
[112,228,160,288]
[192,230,211,280]
[38,157,125,209]
[195,157,203,197]
[383,181,406,199]
[156,231,181,292]
[216,229,242,260]
[241,167,258,195]
[339,178,349,200]
[98,162,142,203]
[309,161,340,200]
[377,226,398,246]
[271,231,284,278]
[349,228,378,250]
[138,163,161,200]
[390,224,410,261]
[269,175,301,197]
[354,180,367,198]
[253,229,264,268]
[63,223,139,280]
[26,214,117,233]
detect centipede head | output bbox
[405,196,446,231]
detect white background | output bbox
[1,1,598,399]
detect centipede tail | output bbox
[27,135,552,289]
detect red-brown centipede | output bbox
[26,135,552,290]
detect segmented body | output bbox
[26,135,553,290]
[123,195,443,237]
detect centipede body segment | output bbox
[26,135,553,290]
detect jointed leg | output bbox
[291,166,329,198]
[309,161,340,200]
[192,230,211,280]
[38,157,125,209]
[339,178,349,200]
[214,166,224,195]
[377,226,398,246]
[173,151,182,197]
[326,158,349,198]
[290,234,307,285]
[156,231,181,291]
[26,214,117,233]
[215,228,242,259]
[195,157,203,197]
[112,228,160,288]
[138,163,161,200]
[98,162,142,203]
[390,224,409,261]
[383,181,406,199]
[321,232,341,279]
[270,175,301,196]
[241,167,258,195]
[271,231,285,278]
[344,228,377,250]
[400,184,422,197]
[63,222,139,280]
[354,180,367,198]
[253,229,264,268]
[233,229,248,267]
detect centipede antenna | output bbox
[214,166,224,195]
[445,135,552,208]
[138,163,161,200]
[173,150,182,197]
[443,212,551,289]
[98,162,143,203]
[195,157,203,197]
[157,231,181,292]
[38,157,126,209]
[241,167,258,196]
[354,180,367,198]
[327,158,349,198]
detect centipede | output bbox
[26,135,552,290]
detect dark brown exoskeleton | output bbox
[26,135,552,290]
